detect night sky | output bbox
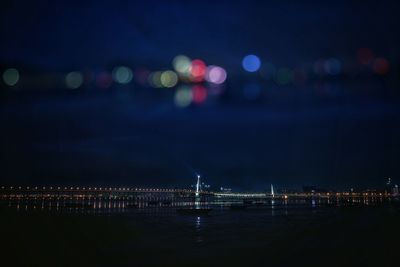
[1,0,399,191]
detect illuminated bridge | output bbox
[0,185,390,201]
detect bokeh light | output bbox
[275,68,293,85]
[174,86,193,108]
[65,71,83,89]
[190,59,207,82]
[2,68,19,86]
[324,58,341,75]
[148,71,163,88]
[205,65,227,84]
[242,55,261,72]
[192,85,207,104]
[373,57,390,75]
[172,55,191,75]
[208,84,225,96]
[112,66,133,84]
[160,70,178,88]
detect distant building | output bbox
[220,187,232,193]
[385,177,393,194]
[201,182,211,190]
[302,186,328,194]
[392,185,399,197]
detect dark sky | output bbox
[1,0,399,68]
[0,0,400,191]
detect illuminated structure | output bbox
[271,184,275,198]
[195,175,201,197]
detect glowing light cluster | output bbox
[242,55,261,72]
[65,71,83,89]
[148,71,163,88]
[190,59,207,82]
[373,57,390,75]
[174,86,193,108]
[192,85,207,104]
[172,55,191,75]
[112,66,133,84]
[205,65,227,84]
[324,58,341,75]
[2,68,19,86]
[356,48,390,75]
[160,70,178,88]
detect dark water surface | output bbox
[1,200,400,267]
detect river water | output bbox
[1,198,399,267]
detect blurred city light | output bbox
[242,55,261,72]
[174,86,193,107]
[148,71,163,88]
[192,85,207,104]
[324,58,341,75]
[172,55,191,75]
[205,65,227,84]
[373,57,390,75]
[2,68,19,86]
[112,66,133,84]
[208,84,225,96]
[190,59,207,82]
[160,70,178,88]
[65,71,83,89]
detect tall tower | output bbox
[195,175,201,197]
[271,184,275,198]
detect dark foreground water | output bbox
[1,201,400,267]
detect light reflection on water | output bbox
[1,196,398,252]
[195,216,203,243]
[0,196,391,216]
